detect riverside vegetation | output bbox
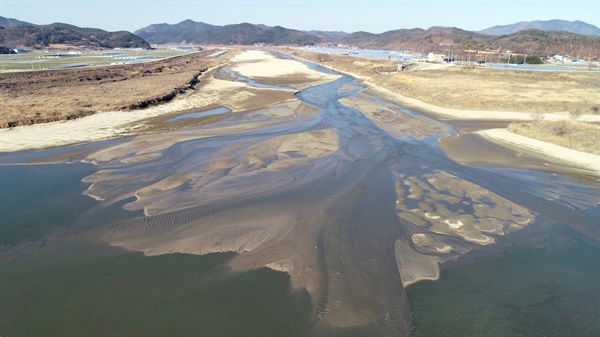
[288,49,600,155]
[0,50,231,128]
[508,119,600,156]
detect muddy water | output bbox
[1,56,599,336]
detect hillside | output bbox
[489,29,600,59]
[480,20,600,37]
[135,20,319,45]
[135,19,600,59]
[337,26,600,59]
[0,16,34,26]
[339,27,488,53]
[0,18,150,50]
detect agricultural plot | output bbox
[0,49,190,72]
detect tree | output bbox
[525,55,543,64]
[508,55,525,64]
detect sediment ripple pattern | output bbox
[73,56,540,336]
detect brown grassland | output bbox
[286,48,600,155]
[508,120,600,156]
[0,50,231,128]
[288,49,600,115]
[3,47,599,156]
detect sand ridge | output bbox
[393,169,534,286]
[476,128,600,173]
[0,50,338,153]
[231,50,340,81]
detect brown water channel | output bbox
[1,57,598,336]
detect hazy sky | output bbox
[1,0,599,33]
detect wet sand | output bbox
[1,49,595,336]
[476,129,600,173]
[0,50,338,153]
[284,50,600,174]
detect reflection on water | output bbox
[1,246,312,336]
[165,107,230,122]
[0,163,97,246]
[409,218,600,337]
[1,53,599,336]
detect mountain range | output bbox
[479,20,600,37]
[134,19,600,59]
[135,20,320,46]
[0,17,150,50]
[1,16,599,59]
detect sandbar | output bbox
[0,50,338,153]
[477,128,600,173]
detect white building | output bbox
[427,52,445,63]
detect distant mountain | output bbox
[339,27,489,53]
[305,30,348,37]
[335,26,600,59]
[135,20,319,46]
[0,16,34,26]
[0,19,150,50]
[304,30,348,40]
[135,19,600,59]
[488,29,599,58]
[480,20,600,37]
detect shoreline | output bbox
[281,50,600,174]
[0,51,337,154]
[2,48,598,175]
[476,129,600,173]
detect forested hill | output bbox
[135,20,320,46]
[479,20,600,37]
[0,17,150,50]
[337,27,600,59]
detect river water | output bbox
[1,55,598,336]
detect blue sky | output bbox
[1,0,598,33]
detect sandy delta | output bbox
[1,49,598,175]
[1,49,594,332]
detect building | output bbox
[427,52,445,63]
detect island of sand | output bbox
[1,48,598,335]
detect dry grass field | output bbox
[508,120,600,156]
[288,49,600,115]
[287,48,600,155]
[0,50,232,128]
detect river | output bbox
[1,54,598,336]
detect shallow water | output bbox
[409,218,600,337]
[1,245,312,336]
[1,53,598,336]
[0,163,97,245]
[165,107,230,122]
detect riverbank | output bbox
[280,48,600,174]
[476,128,600,172]
[0,50,338,153]
[0,50,234,129]
[2,48,598,176]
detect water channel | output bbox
[1,54,598,336]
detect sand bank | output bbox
[363,84,600,122]
[395,239,440,287]
[0,50,339,153]
[477,128,600,173]
[285,52,600,172]
[230,50,340,90]
[393,168,534,287]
